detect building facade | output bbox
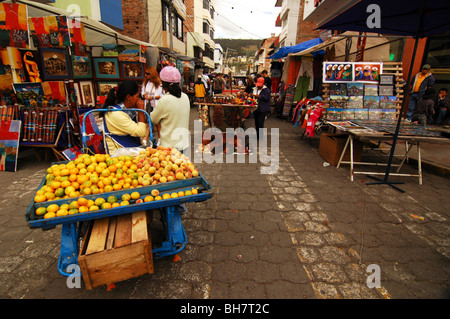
[184,0,216,70]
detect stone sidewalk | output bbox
[0,109,449,299]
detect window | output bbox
[203,0,210,10]
[203,21,210,35]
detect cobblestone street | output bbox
[0,109,449,301]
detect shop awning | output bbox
[14,0,158,47]
[317,0,450,38]
[268,37,323,60]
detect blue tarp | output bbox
[268,37,324,59]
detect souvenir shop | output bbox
[0,1,160,172]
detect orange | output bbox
[65,186,75,196]
[56,209,69,217]
[77,197,88,206]
[89,205,99,211]
[82,187,92,195]
[36,207,47,216]
[112,203,120,208]
[131,191,140,200]
[50,181,61,190]
[101,202,112,210]
[87,199,95,208]
[113,184,122,191]
[79,206,89,213]
[44,192,56,200]
[120,200,129,206]
[144,195,154,202]
[47,204,60,213]
[55,188,65,198]
[61,180,71,189]
[44,212,56,219]
[34,194,46,203]
[104,185,113,193]
[69,174,77,182]
[60,169,70,176]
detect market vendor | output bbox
[103,81,148,155]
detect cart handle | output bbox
[81,108,153,151]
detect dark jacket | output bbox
[411,72,435,98]
[414,98,434,116]
[254,86,271,113]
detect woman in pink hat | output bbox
[150,66,190,152]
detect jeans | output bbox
[253,110,267,140]
[406,92,419,120]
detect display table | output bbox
[194,102,257,129]
[323,120,450,185]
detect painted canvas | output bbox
[0,3,29,48]
[0,120,21,172]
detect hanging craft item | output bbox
[0,3,29,48]
[198,104,210,127]
[28,16,71,48]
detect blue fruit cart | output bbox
[25,108,213,277]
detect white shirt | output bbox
[142,81,164,111]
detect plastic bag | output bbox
[111,147,145,157]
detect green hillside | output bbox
[215,39,261,57]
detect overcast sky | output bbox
[214,0,281,39]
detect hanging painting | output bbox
[0,120,21,172]
[0,3,29,48]
[29,15,71,48]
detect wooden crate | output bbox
[78,211,154,290]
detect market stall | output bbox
[0,1,157,171]
[321,120,450,187]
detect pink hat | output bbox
[256,77,265,86]
[160,66,181,83]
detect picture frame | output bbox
[72,53,92,79]
[323,62,353,83]
[379,74,394,85]
[97,81,119,96]
[93,57,120,79]
[121,61,144,80]
[79,80,95,107]
[39,47,70,81]
[354,62,383,83]
[379,85,394,96]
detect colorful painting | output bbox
[0,120,21,172]
[354,62,382,83]
[0,3,29,48]
[347,83,364,96]
[18,49,43,83]
[79,81,94,107]
[379,96,398,109]
[323,62,353,83]
[39,48,70,80]
[29,16,71,48]
[68,19,87,57]
[94,58,120,79]
[102,44,118,56]
[329,83,347,95]
[118,45,140,62]
[72,54,92,79]
[0,47,27,83]
[121,61,144,80]
[364,96,380,109]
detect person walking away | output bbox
[150,66,190,153]
[412,87,435,126]
[202,71,211,95]
[252,77,271,141]
[213,73,225,94]
[433,88,450,125]
[194,75,206,102]
[103,81,148,155]
[406,64,435,121]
